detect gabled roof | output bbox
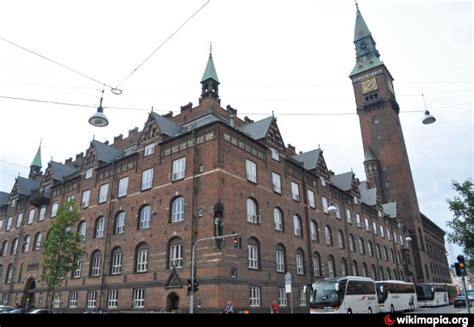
[360,187,377,206]
[291,149,321,170]
[50,161,79,181]
[150,112,184,137]
[240,116,274,140]
[382,202,397,218]
[0,191,9,206]
[330,171,353,191]
[91,140,125,164]
[16,177,40,196]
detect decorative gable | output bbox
[351,174,361,197]
[315,153,330,179]
[265,119,285,149]
[139,117,161,144]
[84,146,97,167]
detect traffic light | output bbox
[193,279,199,292]
[233,235,241,249]
[456,255,466,276]
[187,279,192,292]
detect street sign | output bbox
[285,272,292,293]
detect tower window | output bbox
[373,116,380,125]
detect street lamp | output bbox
[89,88,109,127]
[421,94,436,125]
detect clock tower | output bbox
[349,4,429,283]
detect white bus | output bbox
[309,276,378,314]
[415,283,454,307]
[375,280,417,312]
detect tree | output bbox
[447,179,474,270]
[41,199,85,309]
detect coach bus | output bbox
[415,283,456,307]
[375,280,417,312]
[309,276,378,314]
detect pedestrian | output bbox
[271,300,279,314]
[223,301,234,314]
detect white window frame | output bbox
[273,208,283,231]
[365,218,370,231]
[139,206,151,229]
[320,176,326,187]
[79,221,87,239]
[271,148,280,161]
[296,253,304,275]
[276,249,285,272]
[373,222,378,235]
[73,259,82,278]
[359,238,365,255]
[291,182,300,201]
[313,255,321,277]
[293,215,301,236]
[141,168,153,190]
[325,226,332,245]
[272,172,281,193]
[23,235,30,253]
[115,212,125,234]
[12,238,18,255]
[170,244,183,269]
[81,190,91,208]
[387,228,392,240]
[322,197,329,214]
[144,143,155,157]
[346,208,353,224]
[111,251,122,275]
[310,221,317,241]
[356,214,362,227]
[349,235,355,252]
[248,244,259,269]
[307,190,315,208]
[87,291,97,308]
[27,209,35,225]
[34,233,42,250]
[171,157,186,181]
[380,225,385,238]
[394,232,398,244]
[136,248,149,272]
[335,203,341,219]
[245,159,257,183]
[328,258,335,278]
[171,197,185,223]
[108,290,119,308]
[51,202,59,218]
[299,289,307,306]
[246,198,259,224]
[117,177,129,197]
[39,206,46,221]
[6,217,12,231]
[85,168,93,179]
[133,289,145,308]
[95,217,105,238]
[68,291,78,308]
[91,254,101,276]
[53,294,61,308]
[98,184,109,204]
[278,288,287,306]
[16,213,23,228]
[337,230,344,249]
[250,287,261,307]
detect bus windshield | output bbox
[310,280,346,307]
[416,284,434,301]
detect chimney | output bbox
[128,127,138,136]
[229,113,235,128]
[287,144,296,155]
[226,104,237,115]
[113,134,123,143]
[180,102,193,112]
[65,157,73,165]
[244,116,254,124]
[163,111,173,118]
[75,152,84,160]
[104,140,109,145]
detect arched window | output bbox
[397,251,401,264]
[78,221,87,240]
[425,264,430,280]
[273,208,283,231]
[379,266,385,280]
[390,249,395,262]
[418,228,425,251]
[1,240,8,256]
[6,264,13,284]
[341,258,347,277]
[171,197,185,223]
[400,270,404,281]
[352,260,358,276]
[21,235,30,253]
[168,237,183,269]
[328,255,336,278]
[325,225,332,245]
[349,234,355,252]
[387,267,392,280]
[114,211,126,234]
[296,248,305,275]
[368,241,374,257]
[376,244,381,259]
[337,230,345,248]
[139,205,151,229]
[11,238,18,255]
[394,269,398,280]
[371,264,377,280]
[90,250,101,277]
[135,243,149,273]
[248,238,260,269]
[313,252,321,277]
[383,246,388,261]
[95,217,105,238]
[359,238,365,255]
[293,215,302,236]
[246,198,259,224]
[310,220,318,241]
[362,263,368,277]
[34,232,42,250]
[110,247,122,275]
[276,244,286,273]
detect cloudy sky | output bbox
[0,0,471,261]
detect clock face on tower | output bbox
[362,77,378,94]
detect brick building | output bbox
[0,5,449,313]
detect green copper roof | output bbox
[350,57,383,77]
[31,145,42,168]
[364,148,377,161]
[201,54,219,83]
[354,8,371,41]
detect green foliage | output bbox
[41,198,85,291]
[447,179,474,270]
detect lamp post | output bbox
[189,233,240,314]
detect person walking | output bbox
[271,300,279,314]
[223,301,234,314]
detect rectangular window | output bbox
[171,157,186,181]
[278,288,288,307]
[117,177,129,197]
[296,254,304,275]
[272,172,281,193]
[51,202,59,218]
[85,168,93,179]
[81,190,90,208]
[16,213,23,228]
[68,291,78,308]
[170,244,183,269]
[133,289,145,308]
[373,222,378,235]
[322,197,329,214]
[334,203,341,219]
[299,289,307,306]
[115,212,125,234]
[307,190,315,208]
[276,250,284,272]
[141,168,153,190]
[248,245,258,269]
[346,208,353,224]
[380,225,385,238]
[111,252,122,275]
[87,291,97,308]
[291,182,300,201]
[356,214,362,227]
[98,184,109,203]
[53,295,61,308]
[271,148,280,161]
[108,290,118,308]
[39,206,46,221]
[27,209,35,225]
[246,159,257,183]
[6,217,12,231]
[73,259,82,278]
[144,143,155,157]
[250,287,261,307]
[137,249,149,272]
[364,218,370,231]
[320,176,326,187]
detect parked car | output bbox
[6,308,27,314]
[0,306,16,313]
[28,309,52,314]
[454,295,473,308]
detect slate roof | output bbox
[182,113,227,132]
[17,177,40,196]
[240,116,273,140]
[0,192,9,206]
[382,202,397,218]
[291,149,321,170]
[360,187,377,206]
[50,161,79,181]
[91,140,125,164]
[150,112,184,137]
[330,172,353,191]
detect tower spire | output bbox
[29,142,42,179]
[200,44,220,102]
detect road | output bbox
[415,305,471,314]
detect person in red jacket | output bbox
[271,300,279,314]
